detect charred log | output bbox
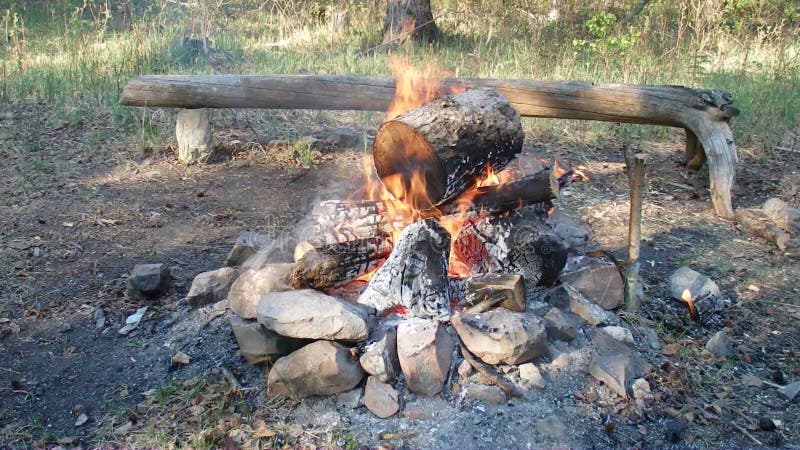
[290,236,393,289]
[357,219,451,319]
[373,88,524,211]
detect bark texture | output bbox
[382,0,440,45]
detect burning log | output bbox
[357,219,452,319]
[451,212,567,284]
[373,88,524,210]
[438,169,559,217]
[290,236,393,289]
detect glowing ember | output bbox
[681,289,699,320]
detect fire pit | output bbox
[189,69,665,416]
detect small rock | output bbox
[335,387,364,409]
[543,307,578,341]
[226,231,273,267]
[589,353,651,398]
[257,289,371,341]
[93,307,106,330]
[458,360,473,378]
[705,330,731,358]
[364,376,400,418]
[118,307,148,335]
[229,314,306,364]
[127,263,171,300]
[669,266,721,301]
[186,267,240,308]
[601,326,634,345]
[466,383,506,404]
[518,362,547,389]
[451,309,548,365]
[664,419,687,443]
[559,257,623,309]
[267,341,364,398]
[176,108,213,165]
[227,264,292,319]
[536,415,568,443]
[397,318,454,396]
[359,324,400,382]
[632,378,652,406]
[74,413,88,427]
[171,351,190,366]
[759,417,776,431]
[568,286,615,326]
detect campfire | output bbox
[208,61,660,413]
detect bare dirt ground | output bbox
[0,104,798,449]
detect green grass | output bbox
[0,0,797,152]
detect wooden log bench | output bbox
[120,75,739,218]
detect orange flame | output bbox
[385,57,466,120]
[681,289,699,320]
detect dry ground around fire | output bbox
[0,103,798,448]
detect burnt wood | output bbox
[290,236,393,289]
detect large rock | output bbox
[451,309,547,365]
[543,307,579,341]
[364,376,400,418]
[257,289,370,342]
[568,285,616,326]
[227,264,292,319]
[397,318,454,396]
[186,267,239,307]
[668,266,721,301]
[589,329,652,398]
[127,263,171,300]
[359,323,401,382]
[176,108,213,164]
[226,231,275,267]
[559,256,623,310]
[229,314,306,364]
[267,341,364,398]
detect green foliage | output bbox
[573,11,642,55]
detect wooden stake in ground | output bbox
[624,149,646,312]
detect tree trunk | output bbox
[382,0,440,45]
[120,75,740,218]
[373,88,524,211]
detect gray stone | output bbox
[591,328,634,357]
[397,318,454,397]
[601,325,634,345]
[466,383,506,404]
[176,108,213,164]
[669,266,721,301]
[541,285,571,308]
[267,341,364,398]
[226,231,274,267]
[452,309,548,365]
[359,324,400,382]
[543,307,578,341]
[257,289,370,342]
[227,265,291,319]
[127,263,171,300]
[229,314,305,364]
[518,362,547,389]
[364,376,400,418]
[335,387,364,409]
[559,257,623,310]
[638,326,662,351]
[568,285,616,326]
[589,353,652,398]
[186,267,240,307]
[705,330,731,358]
